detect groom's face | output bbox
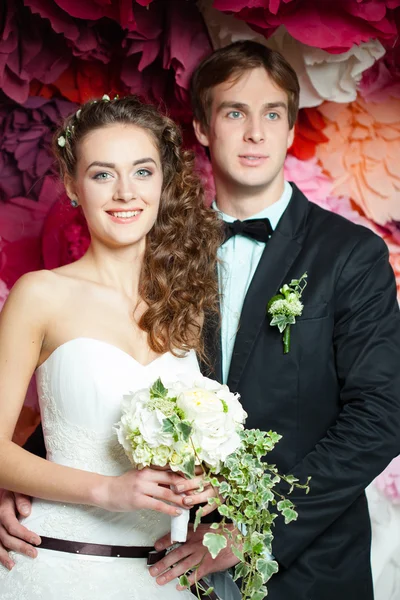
[194,67,294,195]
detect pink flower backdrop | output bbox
[1,0,400,502]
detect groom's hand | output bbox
[149,523,240,588]
[0,490,41,569]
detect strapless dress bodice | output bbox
[22,338,201,546]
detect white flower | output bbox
[57,135,66,147]
[132,443,153,467]
[198,2,385,108]
[176,378,247,471]
[115,388,174,460]
[269,297,303,317]
[151,445,171,467]
[265,27,385,107]
[169,442,197,471]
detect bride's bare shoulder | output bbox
[6,268,78,310]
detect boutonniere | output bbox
[267,272,308,354]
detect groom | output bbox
[1,42,400,600]
[147,41,400,599]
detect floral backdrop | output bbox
[1,0,400,595]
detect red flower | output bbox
[30,59,127,104]
[289,108,328,161]
[0,1,71,103]
[213,0,400,52]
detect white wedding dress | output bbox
[0,338,239,600]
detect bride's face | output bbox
[67,123,163,249]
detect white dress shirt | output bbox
[214,180,293,384]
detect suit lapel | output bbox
[227,184,310,392]
[200,306,222,382]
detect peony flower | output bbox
[316,98,400,225]
[289,108,328,160]
[212,0,400,52]
[284,154,377,231]
[25,0,121,63]
[200,2,386,107]
[176,377,247,471]
[375,457,400,503]
[0,2,71,104]
[359,45,400,103]
[162,0,212,112]
[266,27,385,107]
[0,97,77,203]
[35,0,146,31]
[30,59,127,104]
[121,0,211,121]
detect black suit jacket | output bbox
[201,183,400,600]
[25,184,400,600]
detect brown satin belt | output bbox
[38,536,219,600]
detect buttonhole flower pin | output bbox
[267,272,308,354]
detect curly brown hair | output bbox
[53,95,223,359]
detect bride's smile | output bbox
[66,123,163,252]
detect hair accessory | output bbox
[57,135,66,147]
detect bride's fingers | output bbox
[140,497,184,517]
[172,475,209,494]
[146,484,187,507]
[143,468,186,487]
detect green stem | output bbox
[283,325,291,354]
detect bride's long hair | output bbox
[53,95,222,359]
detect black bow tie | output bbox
[223,218,273,244]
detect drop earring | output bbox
[70,198,78,208]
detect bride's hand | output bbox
[93,468,188,516]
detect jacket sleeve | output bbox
[23,423,46,458]
[271,233,400,568]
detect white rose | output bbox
[176,381,246,471]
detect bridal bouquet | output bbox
[115,375,247,542]
[115,375,310,600]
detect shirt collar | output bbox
[212,180,293,231]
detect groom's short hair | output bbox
[191,40,300,130]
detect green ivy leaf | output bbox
[150,378,167,399]
[232,546,244,563]
[256,558,279,583]
[179,455,195,479]
[203,533,227,559]
[233,561,250,580]
[282,507,298,523]
[250,588,268,600]
[193,506,203,532]
[178,574,190,589]
[162,417,175,434]
[176,420,193,442]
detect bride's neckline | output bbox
[37,337,168,371]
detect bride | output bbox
[0,95,231,599]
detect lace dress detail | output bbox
[0,339,202,599]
